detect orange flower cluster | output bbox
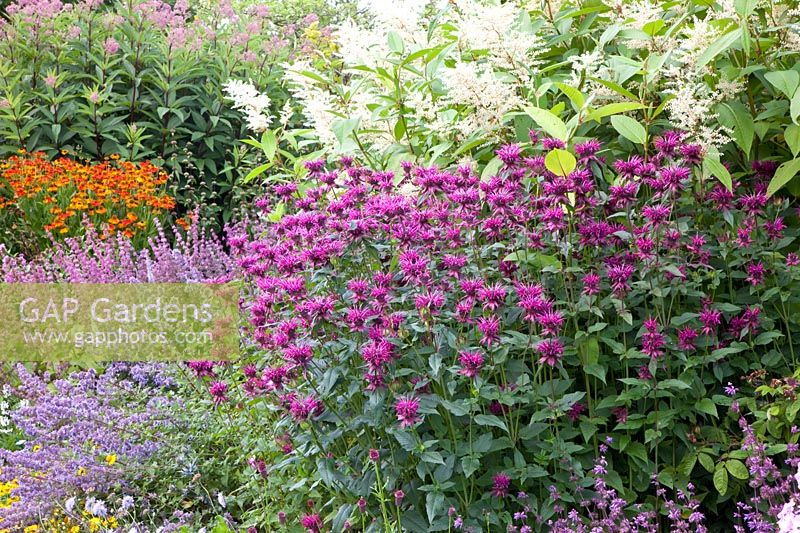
[0,152,175,239]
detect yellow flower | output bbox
[23,526,39,533]
[104,454,116,466]
[32,445,41,452]
[76,467,86,476]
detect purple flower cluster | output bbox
[0,363,174,525]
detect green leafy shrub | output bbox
[0,0,335,225]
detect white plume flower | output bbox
[222,79,273,133]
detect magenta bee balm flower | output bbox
[394,396,421,428]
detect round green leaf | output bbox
[545,148,577,176]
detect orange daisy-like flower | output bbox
[0,152,175,241]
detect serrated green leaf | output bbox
[474,414,509,433]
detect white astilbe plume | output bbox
[283,62,338,148]
[222,79,272,133]
[672,17,721,68]
[566,49,618,102]
[778,5,800,53]
[662,75,731,149]
[441,61,522,139]
[336,0,431,67]
[453,0,544,81]
[606,0,663,30]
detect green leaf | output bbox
[481,156,503,181]
[426,491,445,522]
[242,163,271,184]
[789,125,800,156]
[387,31,404,54]
[544,149,577,176]
[260,130,278,162]
[331,117,360,145]
[765,70,800,99]
[659,379,691,390]
[474,414,509,433]
[699,453,715,473]
[461,456,480,478]
[792,90,800,124]
[696,28,742,68]
[588,102,646,122]
[695,397,718,418]
[556,82,586,110]
[580,421,597,443]
[766,158,800,198]
[393,430,418,452]
[735,0,758,17]
[714,465,729,495]
[625,441,648,463]
[421,451,445,465]
[718,102,755,155]
[703,154,732,191]
[503,250,561,270]
[523,106,568,140]
[401,511,429,532]
[610,115,646,144]
[726,459,749,480]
